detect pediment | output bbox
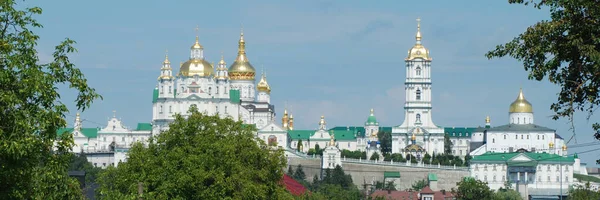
[310,129,331,140]
[259,122,286,132]
[510,154,533,162]
[186,94,201,100]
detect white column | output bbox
[517,172,520,182]
[525,172,528,183]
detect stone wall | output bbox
[285,157,470,191]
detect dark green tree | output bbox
[377,131,393,155]
[68,152,103,184]
[315,144,321,155]
[297,139,303,152]
[485,0,600,146]
[370,152,380,161]
[411,179,428,191]
[287,165,295,176]
[444,134,453,155]
[96,107,290,199]
[0,1,102,199]
[452,178,494,200]
[464,153,473,167]
[423,153,432,164]
[293,164,306,181]
[569,182,600,200]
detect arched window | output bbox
[504,135,506,139]
[169,106,172,113]
[159,105,163,113]
[416,114,421,123]
[416,66,421,76]
[493,138,495,143]
[416,89,421,100]
[160,86,164,94]
[168,86,172,94]
[208,87,212,95]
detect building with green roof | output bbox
[470,151,577,199]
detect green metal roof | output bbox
[365,113,378,126]
[384,171,401,178]
[288,129,358,141]
[229,90,240,104]
[444,127,477,137]
[57,127,99,138]
[471,152,575,165]
[152,88,159,103]
[135,123,152,131]
[428,173,438,181]
[288,130,313,140]
[327,126,393,138]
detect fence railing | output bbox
[287,151,470,171]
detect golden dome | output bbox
[219,54,226,65]
[549,141,555,148]
[406,18,431,61]
[509,88,533,113]
[562,144,567,151]
[163,53,171,64]
[179,59,213,77]
[228,30,256,80]
[485,116,490,124]
[256,70,271,94]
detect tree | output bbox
[0,1,102,199]
[297,139,303,152]
[464,153,473,167]
[293,164,306,181]
[444,134,453,155]
[423,153,432,164]
[569,182,600,200]
[287,165,295,176]
[377,131,392,155]
[493,188,522,200]
[370,152,380,161]
[485,0,600,146]
[68,152,103,184]
[411,179,428,191]
[452,178,494,200]
[96,107,289,199]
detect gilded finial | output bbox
[416,17,422,42]
[562,144,567,151]
[191,25,203,49]
[329,130,335,146]
[370,108,374,115]
[549,141,555,148]
[163,49,170,64]
[485,116,490,124]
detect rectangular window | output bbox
[224,106,228,114]
[168,86,172,94]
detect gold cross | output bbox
[195,25,199,36]
[112,110,116,117]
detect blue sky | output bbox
[30,1,599,165]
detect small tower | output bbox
[282,109,289,130]
[509,88,534,125]
[364,109,380,140]
[228,28,257,101]
[158,51,175,98]
[485,116,491,128]
[322,130,342,169]
[549,141,555,154]
[256,68,271,103]
[74,113,82,135]
[190,26,204,60]
[319,115,327,130]
[216,53,229,81]
[562,144,568,156]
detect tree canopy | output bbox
[451,178,494,200]
[96,107,290,199]
[0,0,101,199]
[486,0,600,143]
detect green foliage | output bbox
[297,139,303,152]
[288,165,295,176]
[430,153,464,166]
[369,152,380,161]
[569,182,600,200]
[423,153,431,164]
[464,153,473,167]
[295,166,362,200]
[574,173,600,183]
[374,180,396,191]
[377,131,392,155]
[0,1,101,199]
[341,149,367,159]
[96,108,289,199]
[444,134,453,155]
[293,164,307,180]
[493,187,522,200]
[68,152,103,184]
[452,178,494,200]
[411,179,428,191]
[383,153,406,162]
[486,0,600,140]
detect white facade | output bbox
[152,30,285,149]
[322,137,342,169]
[470,89,567,156]
[392,19,444,157]
[470,152,575,198]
